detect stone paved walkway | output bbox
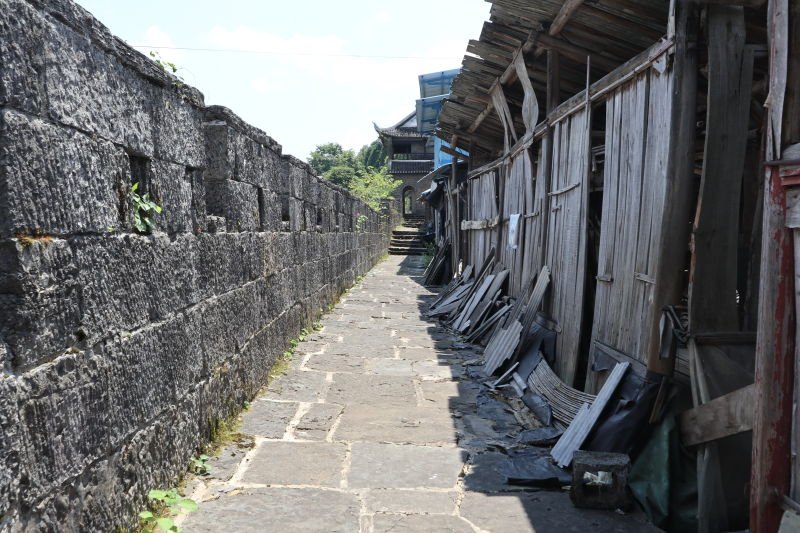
[181,256,657,533]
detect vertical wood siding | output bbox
[591,65,675,370]
[545,107,591,385]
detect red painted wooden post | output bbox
[750,164,796,532]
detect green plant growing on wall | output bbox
[149,51,183,80]
[355,214,368,232]
[131,182,162,234]
[139,489,197,532]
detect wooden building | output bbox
[435,0,799,531]
[375,112,435,222]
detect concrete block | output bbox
[570,451,631,510]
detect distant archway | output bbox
[402,186,415,215]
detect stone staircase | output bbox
[401,215,427,229]
[389,228,427,256]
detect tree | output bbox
[308,143,358,176]
[348,166,401,211]
[308,138,399,211]
[324,166,359,188]
[357,140,387,170]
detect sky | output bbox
[73,1,490,161]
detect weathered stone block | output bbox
[15,349,113,506]
[0,109,126,238]
[0,0,48,115]
[0,376,21,517]
[0,238,80,370]
[74,234,199,342]
[150,160,192,235]
[204,120,281,193]
[45,19,155,156]
[152,89,205,167]
[235,131,282,193]
[258,189,281,232]
[283,155,307,200]
[100,315,203,445]
[204,122,235,183]
[206,180,259,232]
[289,197,304,232]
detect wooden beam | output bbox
[680,384,756,446]
[689,5,753,332]
[644,0,698,376]
[692,0,765,6]
[440,145,469,161]
[548,37,675,124]
[549,0,585,36]
[535,33,620,72]
[547,49,561,113]
[785,0,800,145]
[750,2,795,531]
[466,1,583,139]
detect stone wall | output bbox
[0,0,390,529]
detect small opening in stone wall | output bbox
[120,152,152,226]
[186,167,206,234]
[316,207,323,230]
[280,194,291,231]
[129,154,151,192]
[257,187,266,231]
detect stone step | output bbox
[388,250,425,256]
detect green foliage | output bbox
[355,214,368,232]
[308,139,399,211]
[190,455,212,476]
[324,166,359,188]
[149,51,183,81]
[139,489,197,533]
[348,166,401,211]
[308,143,357,176]
[357,140,387,169]
[130,182,162,234]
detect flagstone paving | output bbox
[181,255,658,533]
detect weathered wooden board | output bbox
[467,170,501,268]
[499,149,538,296]
[689,5,753,333]
[680,383,755,447]
[545,106,590,386]
[551,362,630,467]
[587,62,676,391]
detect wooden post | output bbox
[750,0,796,529]
[751,164,796,533]
[689,5,753,332]
[644,0,699,375]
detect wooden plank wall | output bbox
[499,149,537,296]
[545,107,590,386]
[521,142,549,293]
[590,65,675,375]
[468,170,500,268]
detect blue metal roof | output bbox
[415,69,459,135]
